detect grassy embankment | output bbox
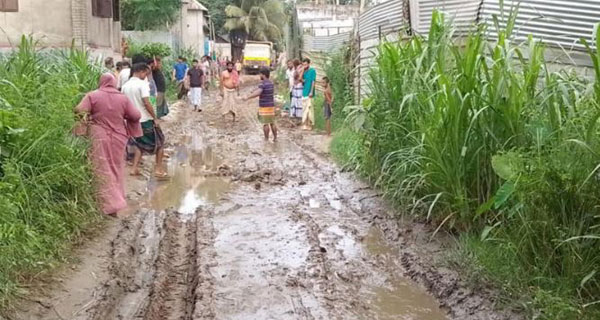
[325,10,600,319]
[0,37,102,309]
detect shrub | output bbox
[0,37,101,309]
[335,10,600,318]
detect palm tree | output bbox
[224,0,287,43]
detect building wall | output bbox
[185,10,205,56]
[86,0,120,53]
[297,4,359,36]
[0,0,73,47]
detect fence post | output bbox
[378,25,382,40]
[357,35,361,105]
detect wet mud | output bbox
[9,82,518,320]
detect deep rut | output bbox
[88,209,204,320]
[144,212,198,320]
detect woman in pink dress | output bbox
[75,73,143,217]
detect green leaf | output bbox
[491,152,521,181]
[475,197,494,216]
[580,270,596,289]
[493,181,515,209]
[481,221,502,242]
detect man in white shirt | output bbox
[118,60,131,91]
[121,62,168,179]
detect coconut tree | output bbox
[224,0,287,43]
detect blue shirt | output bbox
[173,62,188,81]
[302,68,316,97]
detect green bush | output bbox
[126,40,172,59]
[334,9,600,319]
[0,37,101,309]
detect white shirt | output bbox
[122,76,153,122]
[286,68,295,91]
[118,68,131,90]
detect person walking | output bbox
[74,73,142,217]
[121,62,168,179]
[172,56,189,100]
[301,58,316,130]
[235,59,243,74]
[104,57,115,74]
[244,68,277,141]
[323,77,334,136]
[118,60,131,91]
[151,57,169,118]
[187,59,205,112]
[220,61,238,122]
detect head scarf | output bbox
[98,73,120,94]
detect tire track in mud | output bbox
[87,208,216,320]
[89,209,166,319]
[143,211,198,320]
[191,208,217,319]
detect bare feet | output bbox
[154,171,169,180]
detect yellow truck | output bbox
[242,41,273,74]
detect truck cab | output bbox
[243,41,273,74]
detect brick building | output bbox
[0,0,121,57]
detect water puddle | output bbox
[362,228,448,320]
[142,138,231,215]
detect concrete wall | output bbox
[0,0,120,58]
[297,4,359,36]
[184,9,205,56]
[86,0,120,53]
[0,0,73,47]
[214,42,231,60]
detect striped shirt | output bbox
[258,80,274,107]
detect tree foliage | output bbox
[202,0,229,35]
[121,0,182,31]
[224,0,287,45]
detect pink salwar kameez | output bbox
[76,74,143,215]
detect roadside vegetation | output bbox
[329,10,600,319]
[0,37,102,309]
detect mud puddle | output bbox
[361,228,447,320]
[143,134,232,216]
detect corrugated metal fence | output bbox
[303,32,352,53]
[358,0,409,97]
[352,0,600,100]
[412,0,482,35]
[481,0,599,51]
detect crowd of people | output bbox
[76,52,332,218]
[284,58,333,135]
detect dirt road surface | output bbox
[9,80,518,320]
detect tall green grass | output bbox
[0,37,101,309]
[334,10,600,319]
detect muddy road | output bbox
[11,81,516,320]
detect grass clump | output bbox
[332,8,600,319]
[0,37,102,309]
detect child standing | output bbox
[323,77,334,136]
[244,68,278,141]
